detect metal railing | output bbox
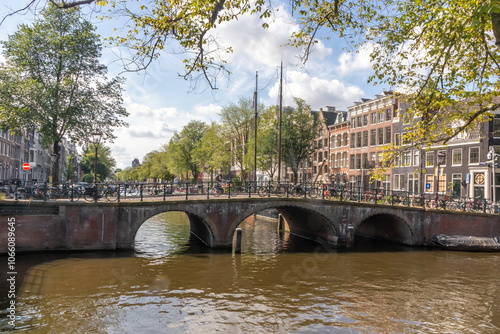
[1,180,498,214]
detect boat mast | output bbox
[277,61,283,183]
[254,71,258,184]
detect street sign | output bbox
[426,183,431,190]
[22,163,30,171]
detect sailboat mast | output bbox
[254,71,258,184]
[277,61,283,183]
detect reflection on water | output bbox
[1,212,500,333]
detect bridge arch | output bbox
[228,202,342,246]
[118,205,217,249]
[353,213,415,245]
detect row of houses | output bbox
[0,129,78,183]
[284,92,500,201]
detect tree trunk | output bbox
[52,140,60,183]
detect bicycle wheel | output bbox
[106,188,119,202]
[257,186,269,197]
[275,185,287,197]
[229,186,239,197]
[84,189,98,202]
[308,187,320,198]
[291,186,303,197]
[389,194,400,204]
[47,188,59,201]
[65,189,81,202]
[211,187,222,197]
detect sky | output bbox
[0,1,382,169]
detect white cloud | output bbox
[336,44,373,77]
[194,103,222,118]
[267,71,365,110]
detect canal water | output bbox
[1,211,500,333]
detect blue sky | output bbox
[0,1,382,169]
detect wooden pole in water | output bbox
[235,228,243,253]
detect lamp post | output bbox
[487,147,499,204]
[434,150,446,206]
[91,132,103,184]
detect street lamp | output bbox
[434,150,446,206]
[91,131,103,184]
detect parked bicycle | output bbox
[84,182,119,202]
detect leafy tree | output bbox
[116,167,139,182]
[166,120,207,182]
[63,155,78,182]
[0,4,128,182]
[80,143,116,182]
[192,121,232,181]
[219,97,260,181]
[282,98,322,183]
[257,105,280,180]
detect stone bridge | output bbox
[1,198,499,253]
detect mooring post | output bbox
[235,228,243,253]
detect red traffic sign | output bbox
[22,163,31,171]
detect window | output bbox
[394,174,406,190]
[337,153,341,168]
[318,140,322,149]
[378,128,384,145]
[314,153,317,162]
[425,174,434,193]
[350,134,356,148]
[349,175,356,189]
[426,152,434,167]
[382,175,390,191]
[413,150,420,166]
[350,155,355,169]
[337,134,342,147]
[469,147,479,164]
[371,112,377,124]
[362,153,368,168]
[313,166,317,174]
[370,129,376,146]
[363,114,368,126]
[351,119,355,129]
[385,108,392,121]
[385,127,391,144]
[452,173,462,198]
[378,110,384,123]
[395,133,401,146]
[452,149,462,166]
[342,152,347,167]
[343,133,348,146]
[356,132,362,148]
[318,152,323,162]
[356,154,361,169]
[402,152,411,166]
[357,116,362,128]
[324,139,328,147]
[370,153,376,167]
[331,136,335,148]
[494,118,500,137]
[403,111,411,124]
[408,174,419,195]
[438,174,446,193]
[362,131,368,147]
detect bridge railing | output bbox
[1,180,498,214]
